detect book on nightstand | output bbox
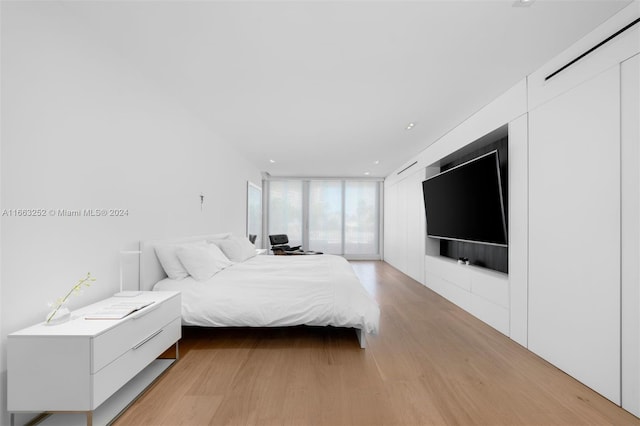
[85,300,155,320]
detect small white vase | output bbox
[45,306,71,325]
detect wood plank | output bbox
[114,261,640,426]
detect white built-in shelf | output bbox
[424,254,509,335]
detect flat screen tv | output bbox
[422,150,507,246]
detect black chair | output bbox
[269,234,301,254]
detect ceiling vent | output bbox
[545,17,640,81]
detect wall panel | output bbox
[528,66,621,403]
[508,115,528,346]
[621,53,640,416]
[384,168,425,282]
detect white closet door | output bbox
[508,115,529,346]
[384,183,399,267]
[529,66,621,403]
[406,169,426,284]
[384,171,424,278]
[621,53,640,416]
[396,177,409,274]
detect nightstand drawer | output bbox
[93,317,181,409]
[92,294,181,373]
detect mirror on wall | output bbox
[247,181,262,249]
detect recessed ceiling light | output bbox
[374,160,380,165]
[364,172,370,176]
[269,159,275,163]
[406,122,415,130]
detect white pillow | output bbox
[216,236,256,262]
[206,242,234,268]
[176,243,233,281]
[207,233,233,248]
[206,233,232,242]
[155,243,191,280]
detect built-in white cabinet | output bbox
[406,171,426,283]
[384,168,425,284]
[383,182,400,269]
[424,255,509,335]
[383,1,639,414]
[507,115,528,346]
[621,53,640,416]
[396,176,409,274]
[528,65,621,404]
[525,2,639,412]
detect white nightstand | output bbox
[8,291,181,426]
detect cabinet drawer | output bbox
[92,295,180,373]
[93,316,181,409]
[425,256,471,291]
[471,271,509,308]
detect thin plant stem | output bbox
[46,272,95,323]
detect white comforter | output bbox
[153,254,379,334]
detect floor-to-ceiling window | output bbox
[309,181,343,254]
[344,181,379,255]
[267,179,381,259]
[267,180,303,248]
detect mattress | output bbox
[153,254,380,334]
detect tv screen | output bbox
[422,150,507,246]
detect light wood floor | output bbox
[115,261,640,425]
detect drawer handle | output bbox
[133,329,163,350]
[130,303,160,320]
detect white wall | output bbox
[0,3,261,424]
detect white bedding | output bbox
[153,254,380,334]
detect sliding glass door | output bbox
[345,181,379,255]
[268,179,380,258]
[309,181,343,254]
[268,180,303,247]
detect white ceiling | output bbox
[68,0,630,178]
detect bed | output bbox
[139,234,380,348]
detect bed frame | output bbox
[139,234,367,348]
